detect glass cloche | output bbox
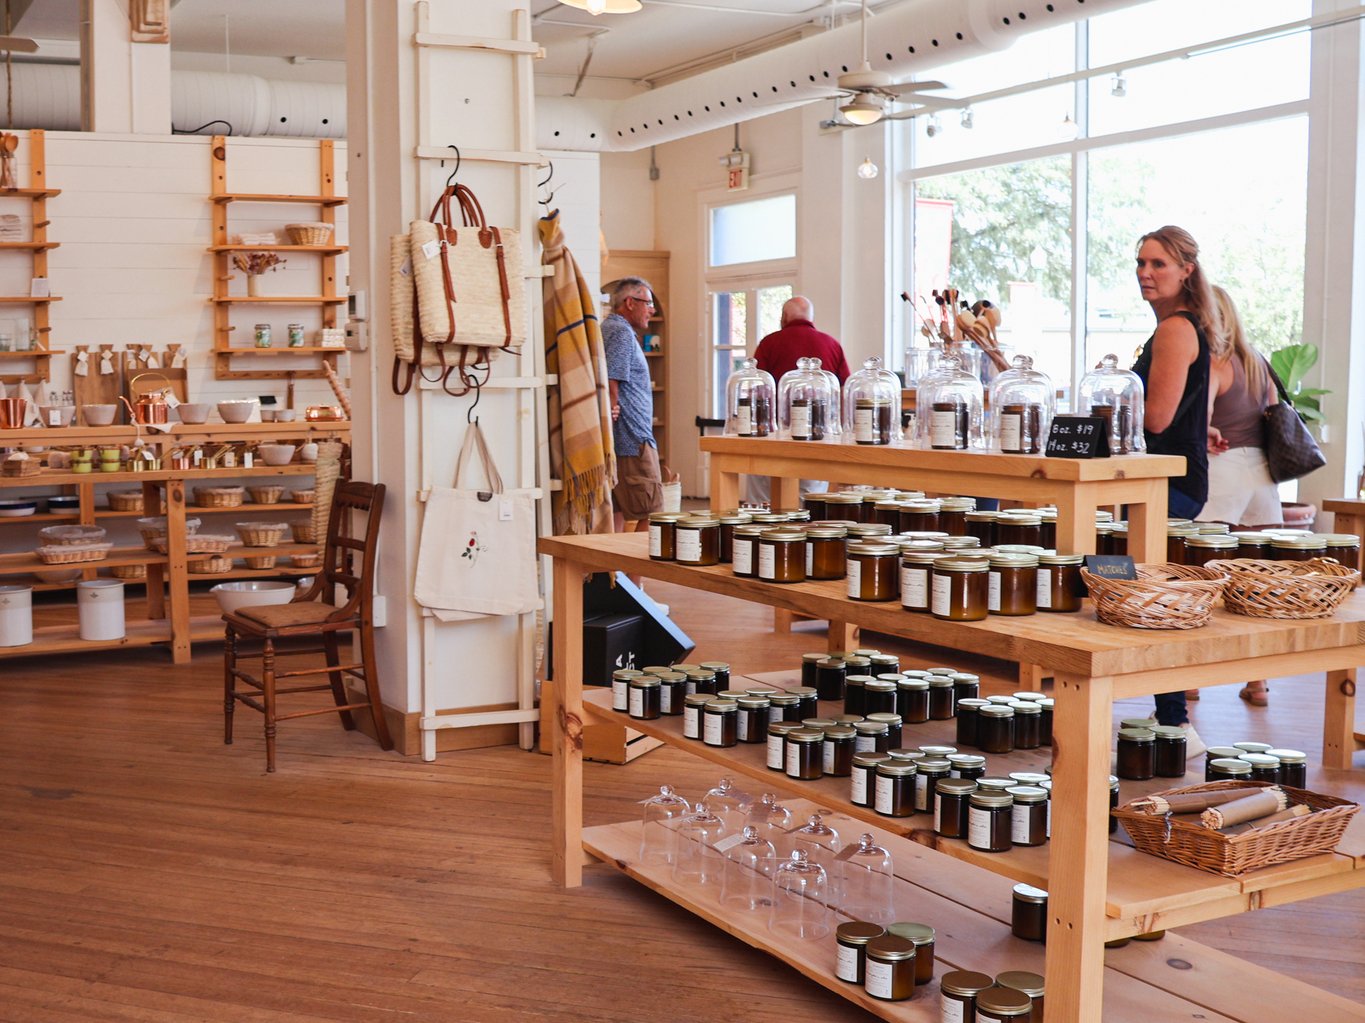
[777,357,841,441]
[989,355,1055,454]
[723,358,776,438]
[1077,354,1146,454]
[916,353,984,450]
[842,356,903,446]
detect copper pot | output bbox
[0,397,25,429]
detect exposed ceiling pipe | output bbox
[536,0,1155,152]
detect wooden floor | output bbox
[1,582,1363,1021]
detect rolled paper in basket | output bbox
[1134,787,1267,816]
[1198,787,1289,829]
[1220,803,1311,836]
[322,360,352,420]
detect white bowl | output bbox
[82,404,118,427]
[210,580,297,614]
[177,403,212,424]
[273,409,298,422]
[259,443,296,466]
[39,405,75,427]
[217,400,257,424]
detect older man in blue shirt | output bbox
[603,276,661,532]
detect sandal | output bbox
[1185,690,1200,701]
[1239,681,1269,707]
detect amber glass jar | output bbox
[1035,553,1084,612]
[977,704,1014,754]
[1322,533,1360,571]
[717,512,751,562]
[938,496,976,536]
[788,685,818,720]
[701,699,738,747]
[1101,522,1129,556]
[988,552,1039,616]
[934,778,976,839]
[822,492,866,523]
[850,752,890,806]
[964,510,998,547]
[1010,700,1042,750]
[968,791,1014,853]
[925,675,954,721]
[874,761,917,818]
[802,493,828,519]
[1184,533,1238,567]
[1011,884,1049,943]
[897,550,942,612]
[767,720,803,770]
[1272,535,1327,561]
[940,970,995,1021]
[756,528,807,583]
[1007,785,1048,847]
[768,692,802,723]
[784,728,824,780]
[1166,524,1199,564]
[627,676,661,720]
[1240,752,1282,783]
[855,719,891,753]
[930,398,969,449]
[914,757,951,815]
[1116,727,1156,780]
[996,512,1043,548]
[834,920,885,985]
[800,651,826,689]
[847,542,900,602]
[685,668,718,696]
[954,698,988,747]
[898,499,942,534]
[730,523,764,577]
[822,725,857,776]
[1039,509,1058,550]
[682,694,712,740]
[947,753,986,779]
[950,672,980,703]
[656,671,686,716]
[1269,747,1307,787]
[868,500,901,529]
[863,934,916,1001]
[862,680,898,716]
[1151,724,1187,777]
[674,515,721,566]
[931,556,990,621]
[1039,698,1054,746]
[896,677,930,724]
[886,922,936,986]
[843,674,869,716]
[815,657,847,702]
[806,525,848,579]
[648,512,686,561]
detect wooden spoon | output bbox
[2,135,17,154]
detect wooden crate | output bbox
[538,680,662,765]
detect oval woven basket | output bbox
[1207,557,1359,619]
[1081,562,1229,630]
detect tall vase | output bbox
[246,274,261,297]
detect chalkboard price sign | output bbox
[1084,554,1137,580]
[1045,415,1111,459]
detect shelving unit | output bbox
[208,136,347,381]
[602,249,669,465]
[540,528,1365,1023]
[0,129,60,385]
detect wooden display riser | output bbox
[585,808,1363,1023]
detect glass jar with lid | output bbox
[931,556,990,621]
[916,353,983,450]
[806,524,848,579]
[768,848,832,939]
[789,812,841,894]
[1076,354,1146,454]
[723,357,776,438]
[990,355,1055,454]
[639,784,691,866]
[674,514,720,566]
[847,541,900,602]
[841,832,896,925]
[777,356,841,441]
[842,356,902,445]
[673,801,727,887]
[988,552,1039,616]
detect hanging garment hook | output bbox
[538,160,557,209]
[444,144,461,189]
[466,376,482,424]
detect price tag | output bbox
[1083,554,1137,580]
[1045,415,1111,459]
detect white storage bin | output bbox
[0,584,33,646]
[77,579,125,641]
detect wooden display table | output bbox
[1324,498,1365,573]
[539,531,1365,1023]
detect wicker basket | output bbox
[38,524,107,546]
[248,485,287,505]
[109,563,148,580]
[1081,563,1229,630]
[285,221,335,246]
[194,486,245,508]
[2,456,39,477]
[243,555,278,570]
[289,488,316,505]
[290,520,318,543]
[289,552,321,570]
[1207,558,1359,619]
[137,516,202,549]
[236,522,288,548]
[153,533,235,555]
[107,490,145,512]
[188,555,234,574]
[36,542,113,565]
[1114,780,1358,876]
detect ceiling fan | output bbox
[819,0,950,126]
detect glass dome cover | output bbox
[721,825,777,911]
[769,848,833,940]
[777,357,841,440]
[673,800,727,887]
[1077,354,1146,454]
[843,356,903,445]
[916,353,984,450]
[723,358,776,437]
[840,833,896,925]
[990,355,1055,454]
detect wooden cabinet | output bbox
[0,129,59,385]
[601,249,669,465]
[208,136,347,381]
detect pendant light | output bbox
[558,0,642,14]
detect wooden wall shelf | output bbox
[0,131,57,385]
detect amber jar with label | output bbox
[988,552,1039,616]
[1035,553,1083,613]
[947,752,986,780]
[1116,727,1156,780]
[896,677,931,724]
[735,696,769,743]
[1011,884,1049,943]
[806,525,848,579]
[977,704,1015,754]
[784,728,824,780]
[730,523,764,578]
[682,694,712,739]
[850,752,891,806]
[855,719,891,753]
[717,512,751,562]
[863,934,916,1001]
[702,699,738,748]
[886,922,936,985]
[823,725,857,776]
[757,528,806,583]
[674,515,721,566]
[656,671,686,716]
[815,657,847,702]
[835,921,885,985]
[996,512,1043,548]
[768,692,802,723]
[937,496,975,536]
[874,761,917,818]
[767,720,802,770]
[931,556,990,621]
[627,676,661,720]
[1010,700,1042,749]
[930,398,969,449]
[648,512,686,561]
[968,790,1014,853]
[898,550,942,612]
[1272,535,1327,561]
[867,711,903,750]
[940,970,995,1022]
[685,668,718,696]
[898,499,942,534]
[1007,785,1048,847]
[1184,533,1238,567]
[847,542,900,602]
[954,698,988,747]
[934,777,976,839]
[914,757,951,815]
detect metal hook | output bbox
[538,160,557,208]
[466,376,482,424]
[444,144,461,189]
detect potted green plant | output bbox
[1268,342,1329,424]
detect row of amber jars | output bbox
[1203,743,1308,786]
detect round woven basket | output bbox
[107,490,144,512]
[188,555,234,575]
[243,555,278,570]
[290,520,318,543]
[1207,557,1359,619]
[195,486,245,508]
[1081,562,1229,630]
[285,222,334,245]
[248,485,286,505]
[109,563,148,580]
[236,522,288,548]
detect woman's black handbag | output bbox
[1263,365,1326,483]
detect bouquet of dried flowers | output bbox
[232,251,285,276]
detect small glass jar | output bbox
[976,986,1033,1022]
[1011,883,1049,943]
[915,757,951,815]
[843,674,869,716]
[1109,775,1120,835]
[1203,745,1242,781]
[1151,724,1187,777]
[934,778,977,839]
[995,971,1045,1023]
[995,512,1043,549]
[611,668,641,712]
[988,552,1039,616]
[863,935,916,1001]
[968,791,1014,853]
[254,323,272,347]
[627,676,661,720]
[835,921,886,985]
[851,752,891,807]
[855,719,891,754]
[897,550,942,613]
[815,657,847,703]
[702,699,738,748]
[736,695,770,743]
[863,679,898,716]
[757,528,807,583]
[898,498,942,534]
[1271,535,1327,561]
[847,542,900,602]
[683,694,712,740]
[788,685,819,720]
[1010,700,1042,750]
[931,556,990,621]
[1208,756,1253,782]
[1233,740,1274,754]
[657,671,687,716]
[806,525,848,580]
[675,515,721,566]
[866,711,903,750]
[1240,752,1282,783]
[685,669,718,697]
[1007,785,1048,847]
[724,357,777,437]
[896,677,931,724]
[1322,533,1361,574]
[1116,727,1156,780]
[940,970,995,1022]
[648,512,686,560]
[784,728,824,781]
[1166,524,1199,564]
[954,698,987,747]
[1184,533,1239,567]
[1268,748,1307,788]
[964,510,998,547]
[926,675,955,721]
[768,693,802,723]
[844,356,903,444]
[717,512,751,563]
[823,725,857,776]
[800,651,826,690]
[886,921,936,985]
[950,672,980,704]
[947,752,986,780]
[874,761,917,818]
[977,704,1014,754]
[779,356,841,440]
[1039,698,1054,746]
[699,661,731,690]
[1036,553,1084,612]
[767,721,803,770]
[822,491,865,523]
[730,523,764,577]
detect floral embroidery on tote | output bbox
[461,531,488,564]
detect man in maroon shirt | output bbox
[754,296,851,384]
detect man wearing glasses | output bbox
[603,276,662,531]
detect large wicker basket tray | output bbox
[1113,779,1358,876]
[1207,557,1359,619]
[1081,563,1228,630]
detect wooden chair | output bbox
[223,480,394,772]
